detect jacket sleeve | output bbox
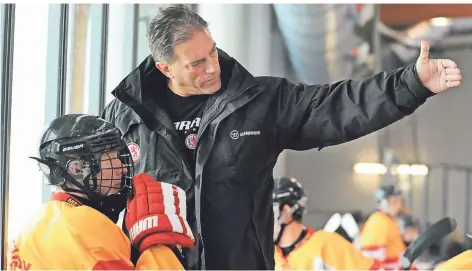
[274,63,435,150]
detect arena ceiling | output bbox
[380,4,472,26]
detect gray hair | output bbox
[147,4,209,64]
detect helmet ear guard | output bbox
[29,156,69,186]
[273,177,308,222]
[375,185,403,212]
[379,198,389,212]
[278,196,308,223]
[273,202,281,223]
[29,156,98,196]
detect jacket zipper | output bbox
[194,91,231,154]
[194,83,257,162]
[156,111,195,193]
[193,83,260,269]
[197,82,258,165]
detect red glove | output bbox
[125,173,195,253]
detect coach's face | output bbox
[157,28,221,96]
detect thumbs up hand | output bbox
[416,40,462,93]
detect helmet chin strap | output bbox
[274,197,307,245]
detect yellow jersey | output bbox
[7,192,184,270]
[435,250,472,270]
[275,228,380,270]
[360,211,406,270]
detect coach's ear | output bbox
[156,61,174,79]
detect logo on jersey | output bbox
[127,142,141,163]
[175,118,201,131]
[185,134,198,149]
[8,244,32,271]
[175,118,200,150]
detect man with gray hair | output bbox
[102,4,462,270]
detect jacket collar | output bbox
[111,48,257,107]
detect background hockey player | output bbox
[273,176,381,270]
[397,212,421,246]
[360,185,407,270]
[7,114,194,270]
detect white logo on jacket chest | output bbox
[230,130,261,139]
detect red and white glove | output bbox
[125,173,195,253]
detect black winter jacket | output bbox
[102,49,434,270]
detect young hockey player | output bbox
[7,114,194,270]
[273,176,381,270]
[360,185,407,270]
[397,212,421,246]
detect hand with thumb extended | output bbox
[415,40,462,93]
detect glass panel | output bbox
[8,3,50,242]
[65,4,91,114]
[104,4,135,106]
[0,4,3,82]
[0,4,10,266]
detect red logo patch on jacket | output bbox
[127,142,141,163]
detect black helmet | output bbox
[30,114,134,200]
[375,185,402,203]
[273,176,308,245]
[273,176,307,222]
[375,184,403,212]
